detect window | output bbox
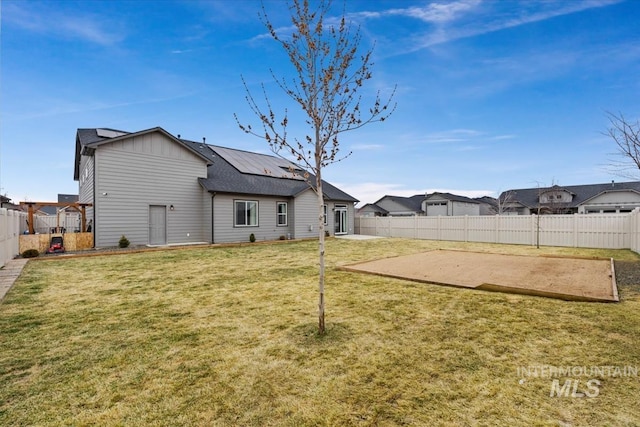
[235,200,258,226]
[323,204,328,225]
[277,202,288,226]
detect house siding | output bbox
[78,154,95,227]
[377,198,419,216]
[212,194,294,243]
[450,201,479,216]
[424,196,480,216]
[94,133,208,247]
[294,189,320,239]
[579,191,640,213]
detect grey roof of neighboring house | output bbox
[474,196,498,207]
[426,192,480,204]
[374,194,425,212]
[183,140,358,202]
[40,194,81,215]
[358,203,389,215]
[500,181,640,208]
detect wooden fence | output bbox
[0,208,27,267]
[356,209,640,251]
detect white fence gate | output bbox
[0,208,28,267]
[356,210,640,251]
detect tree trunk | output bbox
[317,171,326,335]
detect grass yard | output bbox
[1,238,639,426]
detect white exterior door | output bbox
[334,205,348,235]
[149,205,167,245]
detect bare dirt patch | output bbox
[342,250,617,302]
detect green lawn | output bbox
[1,238,639,426]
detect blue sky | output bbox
[1,0,639,206]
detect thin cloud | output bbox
[375,0,481,24]
[6,93,198,122]
[423,128,483,143]
[3,2,125,46]
[352,0,622,54]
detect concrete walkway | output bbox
[0,258,29,302]
[335,234,385,240]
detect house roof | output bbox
[357,203,389,215]
[426,192,480,204]
[500,181,640,208]
[184,140,358,202]
[74,127,211,180]
[474,196,498,207]
[75,127,357,203]
[373,194,425,212]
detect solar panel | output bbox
[96,129,129,138]
[212,146,305,180]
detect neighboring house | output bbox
[40,194,79,215]
[499,181,640,214]
[422,192,480,216]
[474,196,498,215]
[74,127,358,247]
[370,194,425,216]
[0,195,20,210]
[356,203,389,217]
[361,192,494,217]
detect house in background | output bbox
[40,194,79,215]
[359,193,497,217]
[365,194,425,216]
[422,192,481,216]
[74,127,358,247]
[1,195,20,210]
[356,203,389,217]
[499,181,640,214]
[474,196,499,215]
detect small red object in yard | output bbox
[46,236,65,254]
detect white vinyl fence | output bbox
[30,213,81,234]
[0,208,28,267]
[356,209,640,252]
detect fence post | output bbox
[573,213,578,247]
[464,215,469,242]
[531,214,535,246]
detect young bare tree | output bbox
[605,112,640,179]
[494,190,517,215]
[235,0,395,334]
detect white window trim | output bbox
[277,201,288,226]
[234,200,259,227]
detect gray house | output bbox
[499,181,640,215]
[368,194,425,216]
[422,192,480,216]
[360,192,496,217]
[74,127,358,247]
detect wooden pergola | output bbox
[19,202,93,234]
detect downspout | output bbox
[92,157,96,248]
[210,192,216,244]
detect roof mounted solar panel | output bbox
[96,128,129,138]
[213,145,305,180]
